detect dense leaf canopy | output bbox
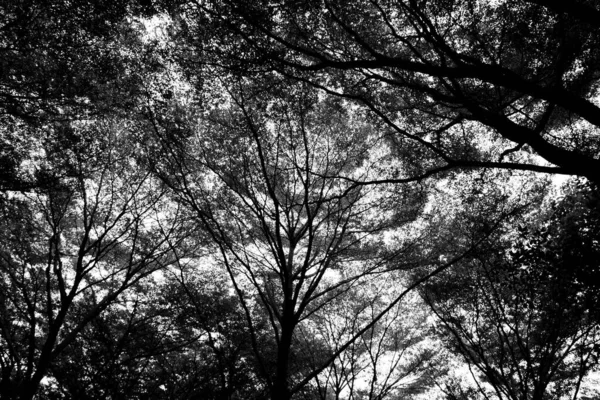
[1,1,600,400]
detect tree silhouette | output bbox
[0,119,181,400]
[177,0,600,185]
[423,179,600,400]
[147,79,434,399]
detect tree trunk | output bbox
[271,314,295,400]
[17,304,72,400]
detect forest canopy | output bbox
[1,1,600,399]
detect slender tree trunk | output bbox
[531,382,548,400]
[18,362,48,400]
[271,313,295,400]
[18,304,72,400]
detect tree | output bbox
[307,284,443,400]
[0,0,170,192]
[151,265,267,400]
[174,0,600,185]
[146,78,432,399]
[45,265,263,400]
[0,118,181,400]
[422,178,600,400]
[7,2,599,398]
[45,279,173,400]
[0,0,163,119]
